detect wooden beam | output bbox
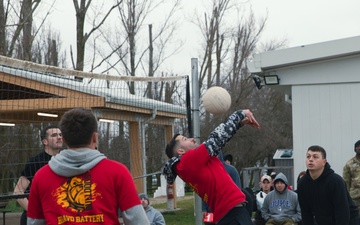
[129,122,144,193]
[0,111,62,123]
[0,72,96,98]
[0,97,105,112]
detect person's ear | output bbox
[92,132,98,148]
[176,148,185,155]
[42,139,48,146]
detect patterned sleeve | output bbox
[342,162,351,191]
[204,110,245,156]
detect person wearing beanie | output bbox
[139,193,166,225]
[224,154,233,165]
[261,172,302,225]
[343,140,360,213]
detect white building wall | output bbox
[153,175,185,198]
[248,36,360,188]
[292,82,360,187]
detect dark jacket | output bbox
[297,162,359,225]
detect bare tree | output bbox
[8,0,41,59]
[0,0,58,61]
[94,0,182,94]
[21,0,33,61]
[32,25,67,67]
[192,1,292,173]
[0,0,7,55]
[71,0,121,80]
[192,0,234,91]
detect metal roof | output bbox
[0,62,187,124]
[248,36,360,74]
[0,64,187,115]
[273,149,293,160]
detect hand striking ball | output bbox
[202,86,231,115]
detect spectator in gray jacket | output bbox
[139,193,166,225]
[261,172,301,225]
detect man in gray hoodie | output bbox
[261,172,301,225]
[27,108,149,225]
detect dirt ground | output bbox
[0,212,22,225]
[1,195,193,225]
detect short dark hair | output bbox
[354,140,360,150]
[297,171,306,183]
[60,108,98,148]
[307,145,326,159]
[165,134,180,158]
[40,125,60,144]
[224,154,233,163]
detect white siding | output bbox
[248,36,360,188]
[276,54,360,188]
[293,83,360,186]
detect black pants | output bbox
[20,211,27,225]
[349,216,360,225]
[217,206,253,225]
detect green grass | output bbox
[153,198,196,225]
[1,199,23,213]
[9,193,198,224]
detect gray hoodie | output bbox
[49,148,106,177]
[261,172,302,222]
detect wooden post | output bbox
[129,121,144,192]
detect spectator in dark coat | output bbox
[297,145,359,225]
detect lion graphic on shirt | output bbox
[53,174,100,213]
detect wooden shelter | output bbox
[0,57,187,193]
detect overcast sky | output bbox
[249,0,360,47]
[43,0,360,75]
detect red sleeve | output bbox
[27,167,45,219]
[115,163,142,211]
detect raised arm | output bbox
[204,109,259,156]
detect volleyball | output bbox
[202,86,231,115]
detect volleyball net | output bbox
[0,55,190,199]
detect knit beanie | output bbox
[355,140,360,152]
[139,193,150,204]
